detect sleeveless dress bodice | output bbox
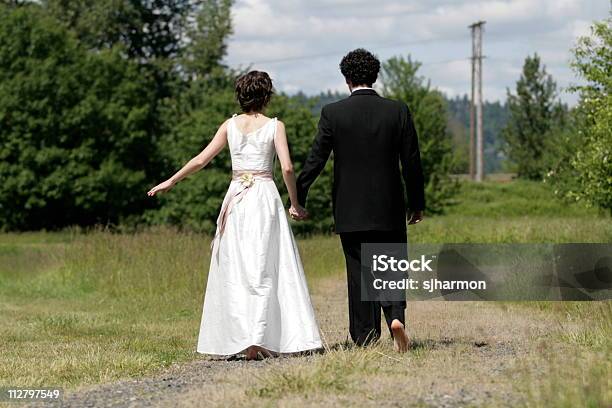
[227,115,277,172]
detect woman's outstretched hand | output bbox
[147,180,175,197]
[289,205,309,221]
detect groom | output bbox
[294,48,425,352]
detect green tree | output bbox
[44,0,235,176]
[182,0,233,77]
[381,55,459,214]
[548,18,612,213]
[43,0,196,104]
[144,75,237,232]
[502,54,567,179]
[0,1,238,231]
[44,0,193,61]
[0,5,156,229]
[142,0,247,233]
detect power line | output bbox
[234,37,458,66]
[230,29,567,68]
[422,57,470,66]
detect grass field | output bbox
[0,179,610,407]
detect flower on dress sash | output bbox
[239,173,255,187]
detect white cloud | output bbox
[570,19,595,39]
[225,0,610,104]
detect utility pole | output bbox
[469,21,485,182]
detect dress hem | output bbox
[196,342,323,358]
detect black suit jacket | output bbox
[296,89,425,233]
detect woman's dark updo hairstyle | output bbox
[234,70,274,112]
[339,48,380,87]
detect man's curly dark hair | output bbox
[339,48,380,87]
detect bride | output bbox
[147,70,323,360]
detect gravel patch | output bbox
[23,357,265,408]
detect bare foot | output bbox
[390,319,410,353]
[254,346,276,359]
[245,346,259,360]
[245,346,275,360]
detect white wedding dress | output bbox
[196,114,323,356]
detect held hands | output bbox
[408,210,424,225]
[147,179,176,197]
[289,204,309,221]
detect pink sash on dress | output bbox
[211,170,273,249]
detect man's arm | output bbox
[400,104,425,217]
[296,106,333,207]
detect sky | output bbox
[223,0,609,105]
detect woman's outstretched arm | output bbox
[147,120,229,197]
[273,120,308,220]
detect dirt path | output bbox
[29,277,588,407]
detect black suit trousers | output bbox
[339,229,407,346]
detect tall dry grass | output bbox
[0,179,610,403]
